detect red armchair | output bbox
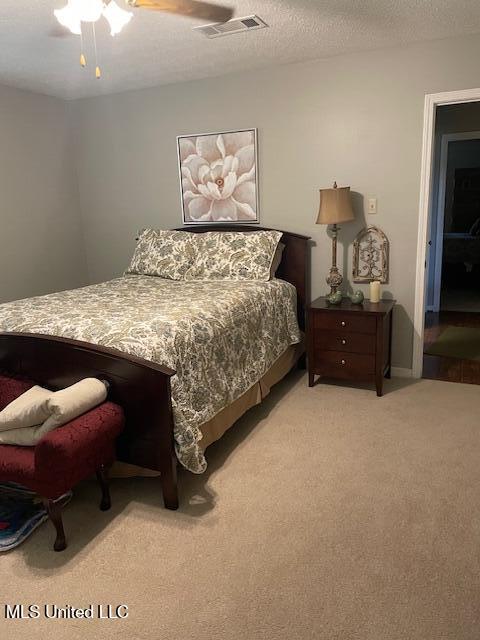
[0,375,124,551]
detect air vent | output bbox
[193,15,268,39]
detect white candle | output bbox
[370,281,381,303]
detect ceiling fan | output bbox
[126,1,233,23]
[54,0,234,77]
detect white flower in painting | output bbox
[179,131,257,222]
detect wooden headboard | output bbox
[175,225,311,330]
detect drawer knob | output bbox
[341,359,346,365]
[341,321,346,327]
[341,339,346,345]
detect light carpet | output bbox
[2,373,480,640]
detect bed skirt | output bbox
[111,339,304,478]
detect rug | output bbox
[0,483,71,552]
[425,325,480,361]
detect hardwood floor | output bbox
[423,311,480,384]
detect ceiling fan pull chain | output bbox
[92,22,101,79]
[79,25,86,68]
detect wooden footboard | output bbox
[0,332,179,510]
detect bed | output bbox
[0,225,310,509]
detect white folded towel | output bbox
[0,378,108,446]
[0,385,52,433]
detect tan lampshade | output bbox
[316,185,354,225]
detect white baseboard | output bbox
[391,367,414,378]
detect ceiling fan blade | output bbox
[129,0,233,23]
[48,25,74,38]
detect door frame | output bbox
[413,88,480,379]
[430,130,480,312]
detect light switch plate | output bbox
[368,197,377,214]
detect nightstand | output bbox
[307,297,395,396]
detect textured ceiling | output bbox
[2,1,480,100]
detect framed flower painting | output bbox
[177,128,259,224]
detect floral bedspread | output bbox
[0,276,301,473]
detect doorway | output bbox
[414,89,480,382]
[428,131,480,314]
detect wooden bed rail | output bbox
[0,332,179,510]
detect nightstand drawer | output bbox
[312,312,376,335]
[314,331,376,354]
[313,350,376,377]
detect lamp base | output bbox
[326,267,343,294]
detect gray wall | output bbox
[0,84,87,304]
[70,33,480,370]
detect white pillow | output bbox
[0,378,108,447]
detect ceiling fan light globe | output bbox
[103,0,133,36]
[53,3,82,35]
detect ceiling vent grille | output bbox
[193,15,268,39]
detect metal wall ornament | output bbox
[352,226,389,284]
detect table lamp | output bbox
[316,182,354,294]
